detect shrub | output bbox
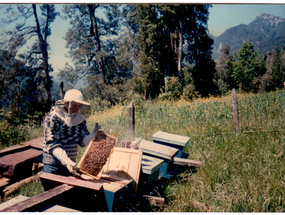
[159,76,182,101]
[125,90,145,110]
[90,97,112,114]
[0,120,29,148]
[182,84,200,101]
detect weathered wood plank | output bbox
[21,136,44,149]
[0,184,73,212]
[0,177,9,188]
[130,194,165,208]
[0,147,42,177]
[0,137,43,157]
[139,140,178,160]
[0,194,80,212]
[0,145,30,156]
[173,157,203,167]
[41,204,81,212]
[0,195,29,211]
[39,172,103,191]
[4,173,41,196]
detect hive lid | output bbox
[152,131,190,147]
[139,139,178,160]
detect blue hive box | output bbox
[152,131,190,158]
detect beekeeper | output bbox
[42,89,101,176]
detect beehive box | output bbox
[77,130,117,179]
[138,155,164,193]
[152,131,190,158]
[102,147,142,192]
[138,139,178,179]
[78,147,142,211]
[88,173,133,211]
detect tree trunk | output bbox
[177,16,183,83]
[88,4,105,83]
[32,4,51,110]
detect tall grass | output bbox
[86,90,285,212]
[13,90,285,212]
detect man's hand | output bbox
[93,123,103,133]
[66,160,77,174]
[52,147,78,174]
[82,123,103,146]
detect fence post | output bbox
[59,82,64,99]
[128,102,135,139]
[232,88,239,133]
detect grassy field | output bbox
[12,90,285,212]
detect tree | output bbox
[135,4,165,98]
[0,4,59,113]
[60,4,121,86]
[229,40,266,93]
[0,49,47,123]
[271,46,285,89]
[260,50,274,92]
[124,4,215,98]
[261,46,285,92]
[187,5,216,97]
[214,43,231,94]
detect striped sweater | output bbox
[43,106,90,165]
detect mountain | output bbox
[212,13,285,60]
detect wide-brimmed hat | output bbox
[62,89,90,106]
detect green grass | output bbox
[11,90,285,212]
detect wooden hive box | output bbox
[152,131,190,158]
[77,130,117,180]
[87,173,133,212]
[102,147,143,193]
[138,154,164,194]
[78,147,142,211]
[138,140,178,179]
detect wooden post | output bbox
[121,140,132,148]
[60,82,64,99]
[232,88,239,133]
[128,102,135,139]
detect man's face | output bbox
[65,101,81,114]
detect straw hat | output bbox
[63,89,90,106]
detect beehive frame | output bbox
[77,130,117,180]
